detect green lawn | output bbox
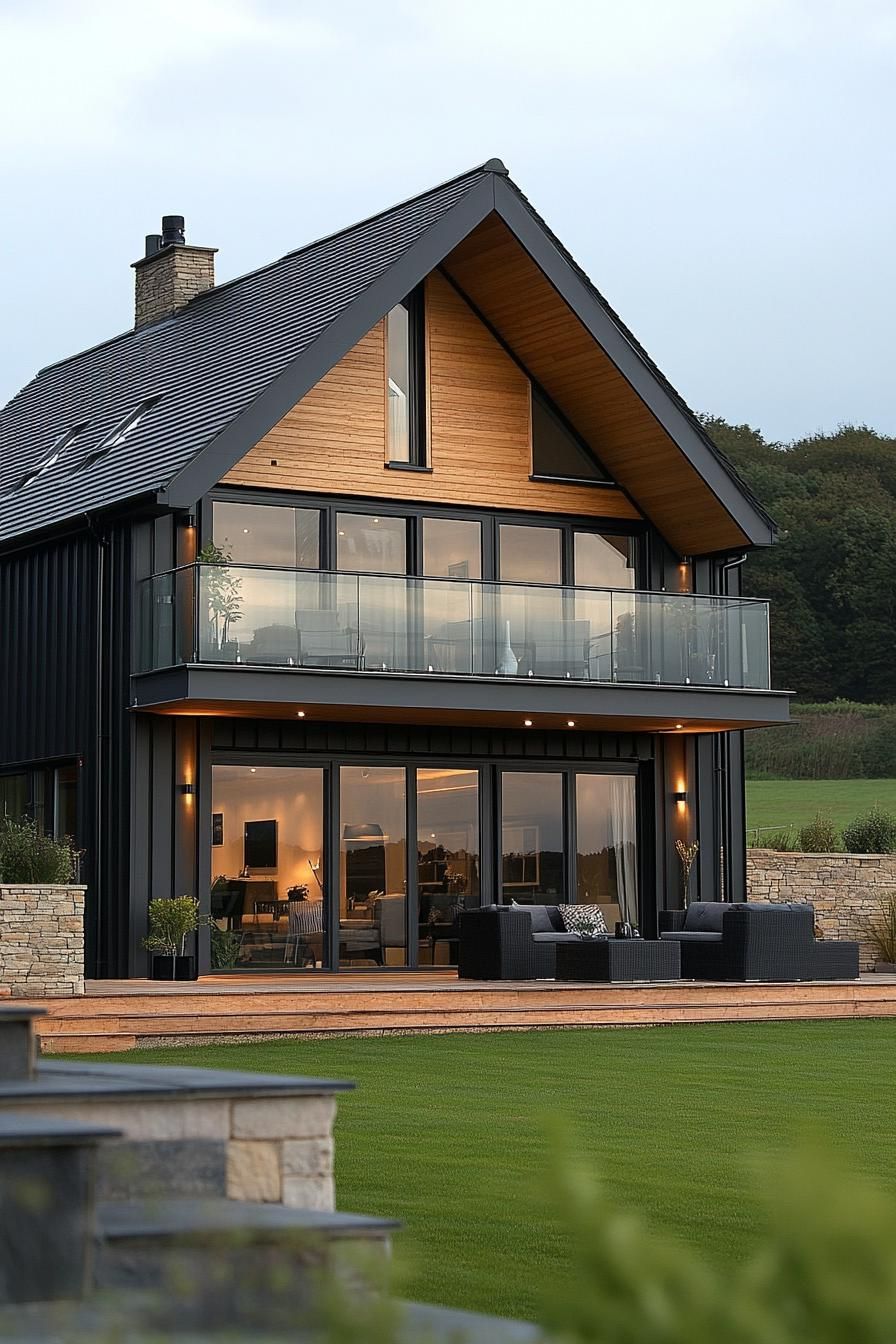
[83,1022,896,1322]
[746,777,896,837]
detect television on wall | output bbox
[244,819,277,871]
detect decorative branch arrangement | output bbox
[675,838,699,908]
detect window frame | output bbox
[530,385,615,487]
[203,490,647,589]
[385,285,428,470]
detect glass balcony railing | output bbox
[137,563,772,690]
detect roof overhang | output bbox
[160,167,776,556]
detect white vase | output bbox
[496,620,518,676]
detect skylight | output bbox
[79,396,161,471]
[17,423,89,489]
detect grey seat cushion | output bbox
[532,931,586,944]
[660,930,723,943]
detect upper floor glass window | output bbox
[531,388,612,484]
[498,523,562,585]
[574,531,637,588]
[422,517,482,579]
[386,287,426,467]
[336,512,407,574]
[211,502,320,568]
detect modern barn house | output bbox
[0,160,789,982]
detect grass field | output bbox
[85,1022,896,1322]
[746,777,896,837]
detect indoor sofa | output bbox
[658,900,859,981]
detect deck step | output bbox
[27,977,896,1053]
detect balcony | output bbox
[133,564,787,730]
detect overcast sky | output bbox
[1,0,894,442]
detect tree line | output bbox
[701,418,896,703]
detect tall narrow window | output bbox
[386,287,425,466]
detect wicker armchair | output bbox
[659,901,859,981]
[458,906,583,980]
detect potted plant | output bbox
[143,895,202,980]
[867,891,896,974]
[198,540,243,659]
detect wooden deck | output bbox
[20,972,896,1053]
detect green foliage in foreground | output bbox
[0,815,77,883]
[541,1144,896,1344]
[82,1021,896,1324]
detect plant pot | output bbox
[873,961,896,974]
[150,954,198,981]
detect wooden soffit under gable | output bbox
[441,214,754,556]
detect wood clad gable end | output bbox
[221,270,641,522]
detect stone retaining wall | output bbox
[747,851,896,971]
[0,885,85,996]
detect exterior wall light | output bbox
[179,783,195,796]
[673,790,687,805]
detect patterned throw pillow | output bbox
[559,903,608,936]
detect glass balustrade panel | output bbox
[141,565,773,690]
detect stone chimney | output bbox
[132,215,217,328]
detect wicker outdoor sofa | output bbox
[458,905,580,980]
[457,900,860,982]
[658,900,859,981]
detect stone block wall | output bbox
[0,885,85,996]
[747,852,896,970]
[7,1091,337,1211]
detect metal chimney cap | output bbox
[161,215,186,246]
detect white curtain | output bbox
[609,776,638,925]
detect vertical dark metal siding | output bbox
[0,523,133,977]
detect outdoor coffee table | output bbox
[555,938,681,982]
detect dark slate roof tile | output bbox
[0,165,490,545]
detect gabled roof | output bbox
[0,159,775,552]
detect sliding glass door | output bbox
[499,769,639,924]
[417,768,480,966]
[210,764,327,970]
[208,760,639,971]
[339,767,408,968]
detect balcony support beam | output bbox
[130,666,791,733]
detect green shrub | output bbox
[210,922,241,969]
[798,812,840,852]
[142,895,201,958]
[842,805,896,854]
[0,816,77,883]
[757,828,800,852]
[867,891,896,965]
